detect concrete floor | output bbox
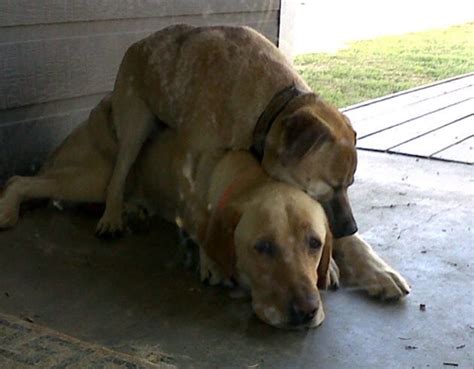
[0,150,473,369]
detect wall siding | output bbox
[0,0,280,181]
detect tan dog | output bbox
[0,95,336,329]
[96,24,357,238]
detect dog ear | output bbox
[281,112,331,165]
[342,113,357,145]
[317,228,333,289]
[199,206,242,279]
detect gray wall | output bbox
[0,0,280,181]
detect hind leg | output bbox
[0,163,111,230]
[95,93,154,237]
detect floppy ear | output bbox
[199,206,242,279]
[281,111,331,165]
[342,113,357,145]
[317,227,333,289]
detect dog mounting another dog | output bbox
[0,25,410,328]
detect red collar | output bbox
[207,163,258,281]
[216,177,240,212]
[215,163,259,212]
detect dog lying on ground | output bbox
[1,24,410,300]
[0,95,337,329]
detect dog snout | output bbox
[333,212,357,238]
[289,296,319,326]
[322,189,358,238]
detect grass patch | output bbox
[294,23,474,108]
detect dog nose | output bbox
[289,298,319,326]
[322,188,358,238]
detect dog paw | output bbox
[200,268,225,286]
[327,258,340,290]
[95,210,124,238]
[0,199,19,230]
[362,264,410,300]
[199,250,225,286]
[123,203,150,233]
[341,257,410,300]
[335,234,410,300]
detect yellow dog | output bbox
[0,95,338,328]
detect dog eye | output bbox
[308,237,322,250]
[255,240,276,256]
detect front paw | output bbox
[335,235,410,300]
[358,263,410,300]
[95,209,124,238]
[327,257,340,290]
[199,250,226,286]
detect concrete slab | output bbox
[0,150,473,369]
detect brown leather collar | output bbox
[250,84,307,161]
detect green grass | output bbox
[294,23,474,108]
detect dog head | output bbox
[263,94,358,238]
[202,185,332,329]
